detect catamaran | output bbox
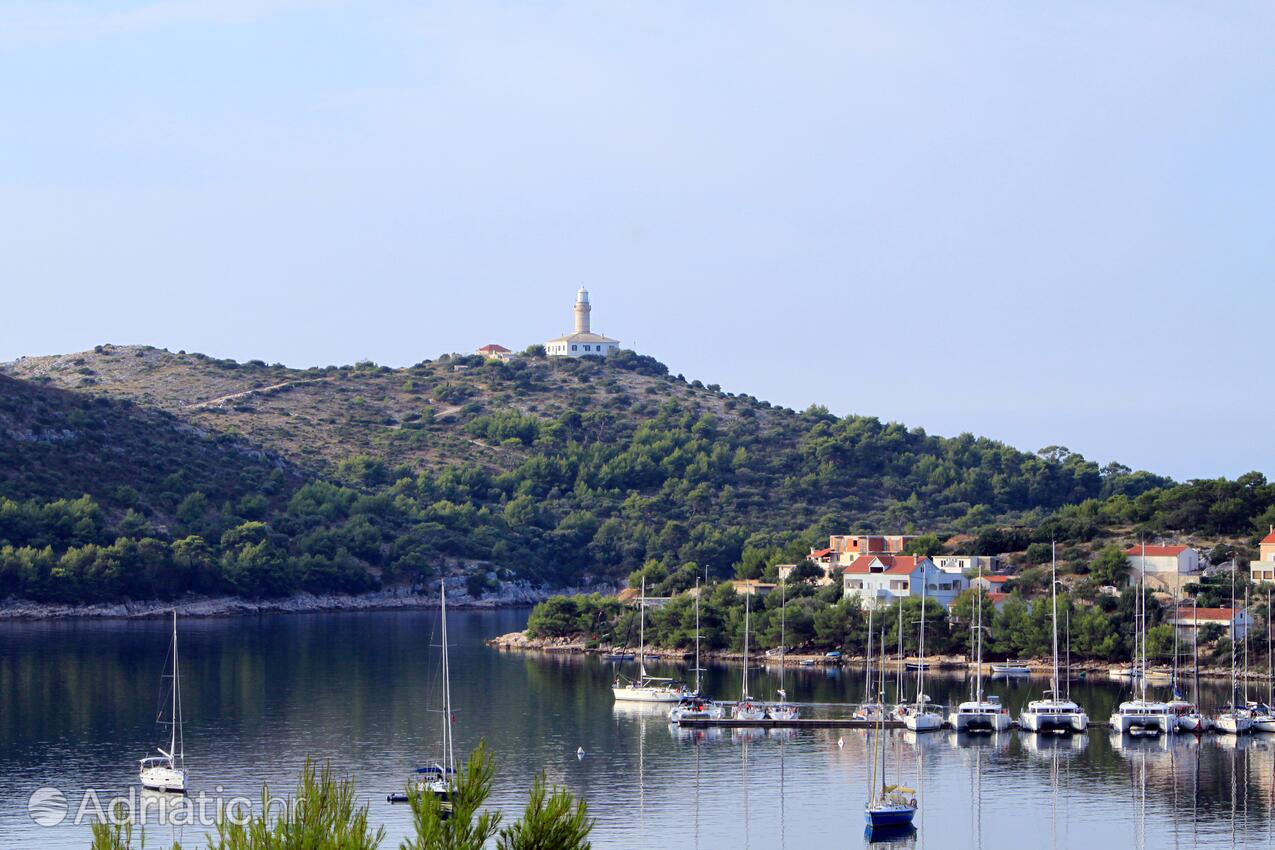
[1020,543,1089,733]
[1215,565,1253,734]
[669,580,724,722]
[613,578,687,703]
[390,583,459,806]
[865,629,916,832]
[896,574,943,732]
[139,610,187,793]
[1109,542,1174,735]
[731,593,766,720]
[955,565,1011,732]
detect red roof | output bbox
[842,555,924,575]
[1123,545,1190,557]
[477,344,512,353]
[988,592,1010,604]
[1173,607,1244,622]
[809,548,834,558]
[1262,529,1275,545]
[981,575,1011,584]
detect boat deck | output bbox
[674,717,1120,729]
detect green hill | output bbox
[0,343,1181,604]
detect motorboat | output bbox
[990,661,1030,676]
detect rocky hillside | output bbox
[0,343,1171,605]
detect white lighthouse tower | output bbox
[546,289,619,357]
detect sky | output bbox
[2,1,1272,482]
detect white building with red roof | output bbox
[1169,606,1253,640]
[475,343,514,361]
[1123,544,1200,577]
[1250,528,1275,584]
[841,555,969,609]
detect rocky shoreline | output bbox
[0,581,594,621]
[486,631,1262,681]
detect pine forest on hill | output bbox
[2,343,1273,607]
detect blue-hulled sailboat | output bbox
[865,621,917,833]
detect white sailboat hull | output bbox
[903,712,943,732]
[1108,703,1174,735]
[1177,714,1212,733]
[1215,713,1253,734]
[139,765,187,793]
[1019,703,1089,733]
[953,705,1011,732]
[613,685,684,703]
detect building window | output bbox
[571,345,577,351]
[584,345,591,351]
[846,580,862,589]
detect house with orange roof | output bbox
[971,574,1013,593]
[1250,528,1275,585]
[475,343,514,361]
[1123,543,1200,579]
[841,555,969,610]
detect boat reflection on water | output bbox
[667,723,725,744]
[1022,731,1089,757]
[612,700,675,718]
[864,823,918,846]
[1109,729,1171,752]
[950,730,1011,751]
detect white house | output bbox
[842,555,969,610]
[932,554,1000,576]
[1123,544,1201,577]
[475,343,514,361]
[971,574,1013,593]
[1169,607,1253,641]
[1250,529,1275,585]
[545,289,620,357]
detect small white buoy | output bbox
[837,737,845,748]
[577,747,586,759]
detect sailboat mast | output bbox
[779,578,786,698]
[916,562,927,707]
[865,606,874,706]
[1192,598,1200,708]
[896,601,904,704]
[1244,586,1251,704]
[694,579,701,695]
[1269,589,1273,708]
[742,593,750,700]
[171,609,181,767]
[441,582,454,774]
[975,563,983,704]
[639,577,647,680]
[1231,563,1238,707]
[1142,542,1152,703]
[1051,541,1059,697]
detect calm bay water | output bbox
[2,609,1274,849]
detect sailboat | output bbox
[669,580,725,722]
[731,593,767,720]
[613,578,687,703]
[1248,589,1275,732]
[139,610,187,793]
[1177,598,1212,733]
[896,571,943,732]
[1020,543,1089,733]
[1215,564,1253,734]
[390,582,459,806]
[1109,542,1174,735]
[768,579,800,720]
[1166,583,1194,721]
[955,566,1010,732]
[854,607,886,722]
[865,624,916,832]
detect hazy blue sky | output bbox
[2,2,1272,481]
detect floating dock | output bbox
[674,717,1117,730]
